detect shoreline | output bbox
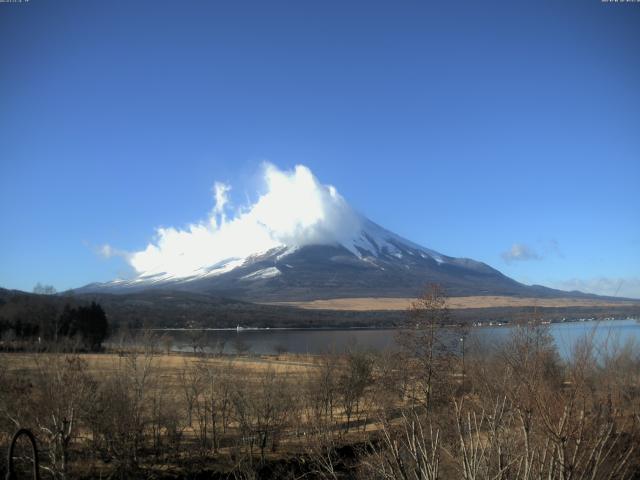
[146,316,639,332]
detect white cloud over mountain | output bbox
[128,163,361,279]
[501,243,541,263]
[501,240,562,264]
[96,244,130,260]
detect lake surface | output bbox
[141,318,640,359]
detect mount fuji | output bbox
[78,164,598,303]
[80,218,570,302]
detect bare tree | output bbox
[161,334,173,355]
[306,354,338,427]
[274,343,288,359]
[83,336,157,475]
[363,408,441,480]
[27,354,95,479]
[232,368,292,464]
[337,349,373,432]
[397,283,452,410]
[233,336,251,356]
[179,361,201,428]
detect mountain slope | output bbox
[79,218,588,301]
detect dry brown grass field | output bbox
[0,348,391,478]
[1,314,639,479]
[268,295,640,311]
[0,351,318,377]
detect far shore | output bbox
[266,295,640,311]
[144,316,639,333]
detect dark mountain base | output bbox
[75,292,640,329]
[2,288,638,333]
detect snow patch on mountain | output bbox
[241,267,281,281]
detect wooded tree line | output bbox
[0,286,638,479]
[0,295,109,352]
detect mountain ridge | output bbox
[77,218,622,302]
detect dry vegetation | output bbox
[1,287,639,479]
[268,296,640,311]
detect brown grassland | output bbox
[268,295,640,311]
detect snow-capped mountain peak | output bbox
[82,164,528,300]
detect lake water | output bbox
[144,318,640,359]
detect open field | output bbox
[0,348,399,478]
[0,351,318,379]
[268,295,640,311]
[2,322,640,479]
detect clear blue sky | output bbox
[1,0,639,297]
